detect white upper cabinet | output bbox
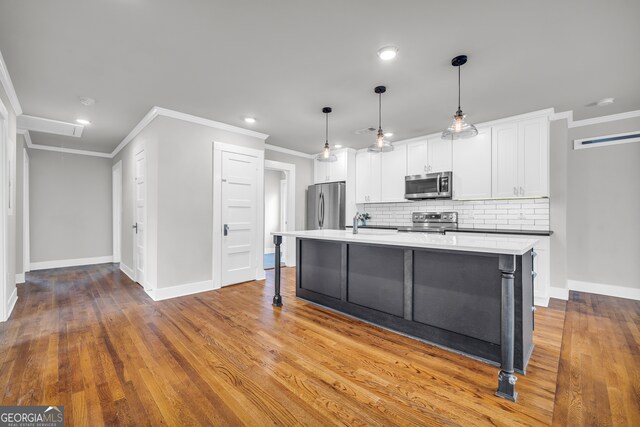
[406,139,428,176]
[313,149,348,183]
[452,128,492,200]
[355,151,381,203]
[519,117,548,197]
[427,137,452,173]
[492,117,549,198]
[492,123,520,198]
[380,144,407,202]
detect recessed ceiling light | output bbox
[244,117,256,124]
[334,144,342,148]
[76,119,91,125]
[384,132,393,137]
[377,46,398,61]
[79,96,95,106]
[596,97,615,107]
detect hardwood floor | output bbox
[0,264,635,426]
[552,292,640,426]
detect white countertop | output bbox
[273,229,538,255]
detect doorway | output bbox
[133,148,146,287]
[264,159,296,269]
[213,142,265,288]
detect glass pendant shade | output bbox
[442,111,478,140]
[316,141,337,162]
[316,107,337,162]
[368,128,394,152]
[442,55,478,140]
[368,86,394,152]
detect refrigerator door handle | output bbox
[318,191,322,228]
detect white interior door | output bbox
[134,149,146,286]
[222,151,258,286]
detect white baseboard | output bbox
[30,255,114,271]
[568,280,640,301]
[534,295,550,307]
[15,273,25,284]
[5,287,18,321]
[549,286,569,301]
[119,263,136,282]
[145,280,214,301]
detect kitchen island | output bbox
[271,229,538,402]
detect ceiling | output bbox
[1,0,639,155]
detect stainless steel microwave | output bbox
[404,171,452,200]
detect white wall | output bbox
[114,115,266,291]
[264,169,282,252]
[29,150,113,264]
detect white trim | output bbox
[550,109,640,129]
[112,107,160,157]
[6,287,17,321]
[119,262,135,282]
[22,147,29,273]
[30,256,113,271]
[573,130,640,150]
[264,159,296,267]
[213,141,265,288]
[145,279,214,301]
[265,144,314,159]
[0,95,8,322]
[17,114,84,137]
[112,161,122,263]
[568,280,640,301]
[17,129,31,146]
[534,296,550,308]
[27,142,111,158]
[15,273,24,284]
[549,286,569,301]
[0,50,22,115]
[155,107,269,140]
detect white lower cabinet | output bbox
[452,128,492,200]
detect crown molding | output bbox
[0,50,22,116]
[111,107,160,157]
[265,143,314,159]
[550,109,640,128]
[18,128,111,158]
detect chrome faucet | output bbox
[353,211,363,234]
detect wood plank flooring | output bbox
[0,264,635,426]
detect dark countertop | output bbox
[346,224,553,236]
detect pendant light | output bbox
[316,107,337,162]
[368,86,394,152]
[442,55,478,140]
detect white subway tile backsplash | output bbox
[362,198,550,231]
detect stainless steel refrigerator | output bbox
[307,182,346,230]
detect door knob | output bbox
[223,224,230,236]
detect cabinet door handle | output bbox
[520,186,524,196]
[513,186,518,196]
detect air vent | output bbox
[17,115,84,137]
[573,130,640,150]
[354,127,376,135]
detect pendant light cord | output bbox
[378,93,382,129]
[325,112,329,144]
[457,65,461,113]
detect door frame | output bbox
[112,160,122,264]
[213,141,265,289]
[132,146,147,287]
[265,159,296,267]
[22,147,29,274]
[0,97,8,321]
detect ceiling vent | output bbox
[17,115,84,137]
[573,130,640,150]
[354,127,376,135]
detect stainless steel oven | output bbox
[404,171,452,200]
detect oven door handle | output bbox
[436,173,441,194]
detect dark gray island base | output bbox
[274,235,535,401]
